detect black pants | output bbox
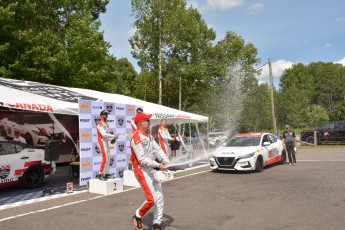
[286,143,296,163]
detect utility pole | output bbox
[178,76,182,134]
[268,58,278,136]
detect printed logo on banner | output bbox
[116,116,125,127]
[105,104,113,113]
[79,129,92,143]
[80,157,93,173]
[115,104,126,116]
[79,114,92,129]
[93,114,100,127]
[126,128,132,140]
[127,106,136,115]
[93,143,101,156]
[0,165,10,179]
[79,171,93,186]
[116,154,127,168]
[117,167,126,178]
[117,141,126,154]
[109,156,115,167]
[92,156,102,171]
[79,99,92,114]
[126,118,132,129]
[80,143,92,158]
[91,101,103,115]
[107,115,116,129]
[92,128,98,143]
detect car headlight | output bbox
[238,152,255,159]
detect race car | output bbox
[209,133,286,172]
[0,140,56,189]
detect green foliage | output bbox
[278,62,345,129]
[0,0,137,95]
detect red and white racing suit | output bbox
[158,125,173,156]
[97,119,116,175]
[130,130,169,225]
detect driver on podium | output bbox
[130,112,169,230]
[158,118,175,158]
[96,110,118,181]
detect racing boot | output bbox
[97,174,107,181]
[132,215,143,230]
[104,174,113,179]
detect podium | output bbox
[123,170,140,187]
[89,178,123,195]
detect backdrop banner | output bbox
[78,99,141,186]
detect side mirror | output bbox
[263,141,270,146]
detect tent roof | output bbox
[0,78,208,125]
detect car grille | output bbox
[216,157,236,168]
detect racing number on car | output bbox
[113,182,117,191]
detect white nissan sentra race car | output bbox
[0,140,56,189]
[210,133,286,172]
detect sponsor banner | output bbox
[79,143,93,158]
[116,154,127,168]
[115,104,126,116]
[92,156,102,171]
[93,142,101,157]
[91,101,104,115]
[109,155,116,169]
[116,128,126,142]
[79,99,92,114]
[78,100,140,186]
[79,129,92,143]
[79,114,92,129]
[80,157,92,173]
[116,167,126,178]
[126,105,136,116]
[107,115,116,129]
[79,172,93,185]
[116,115,126,128]
[116,141,126,155]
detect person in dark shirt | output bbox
[282,124,297,166]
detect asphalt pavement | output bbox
[0,147,345,230]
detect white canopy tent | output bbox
[0,77,208,126]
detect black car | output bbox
[300,121,345,144]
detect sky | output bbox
[99,0,345,88]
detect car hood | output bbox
[212,146,259,157]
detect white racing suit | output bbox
[130,130,170,225]
[158,125,173,157]
[97,119,116,175]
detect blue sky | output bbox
[99,0,345,88]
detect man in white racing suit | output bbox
[158,118,175,158]
[130,112,169,230]
[97,110,118,180]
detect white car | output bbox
[0,141,56,188]
[208,132,228,147]
[0,113,65,147]
[210,133,286,172]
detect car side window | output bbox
[0,142,16,155]
[268,134,277,143]
[14,143,25,153]
[262,135,269,145]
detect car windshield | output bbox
[225,136,261,147]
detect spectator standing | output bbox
[282,124,297,166]
[13,130,26,144]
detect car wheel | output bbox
[255,156,264,172]
[281,149,286,164]
[306,136,314,144]
[24,133,34,146]
[22,165,44,188]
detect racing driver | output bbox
[97,110,118,180]
[130,112,169,230]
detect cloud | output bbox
[334,17,345,24]
[316,42,333,50]
[258,59,294,85]
[335,57,345,66]
[248,2,264,13]
[205,0,245,11]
